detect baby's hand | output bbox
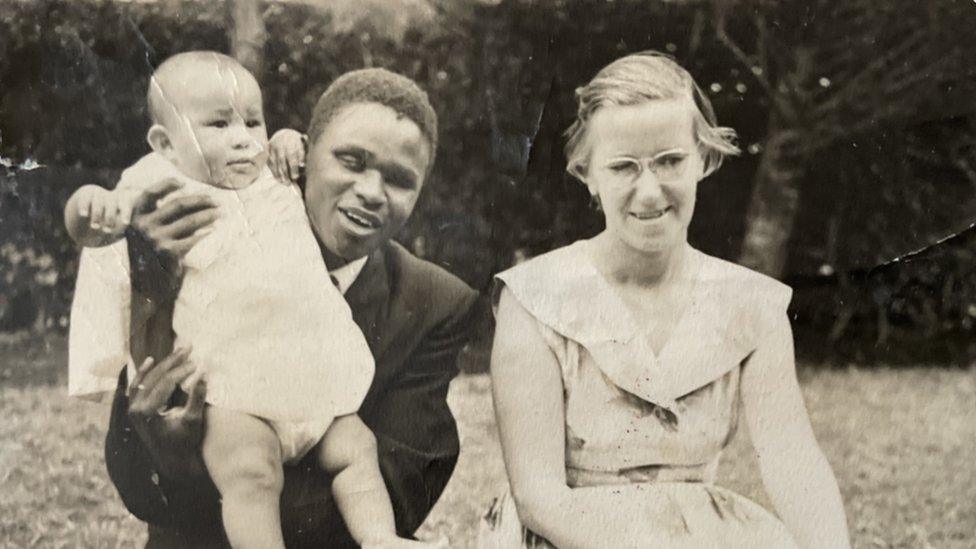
[268,128,307,183]
[81,187,137,236]
[66,184,139,246]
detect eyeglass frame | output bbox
[591,148,696,186]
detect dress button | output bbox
[150,472,160,486]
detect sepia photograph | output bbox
[1,0,975,547]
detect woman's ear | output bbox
[696,147,715,180]
[147,124,175,158]
[568,157,602,203]
[567,160,588,183]
[571,165,601,198]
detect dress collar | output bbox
[495,240,764,410]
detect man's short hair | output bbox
[307,68,438,166]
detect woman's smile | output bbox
[629,205,673,222]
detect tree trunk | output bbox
[737,111,807,278]
[230,0,266,79]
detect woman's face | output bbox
[303,102,432,262]
[582,99,704,255]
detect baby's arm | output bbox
[318,414,443,549]
[65,185,137,247]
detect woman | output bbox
[480,52,850,548]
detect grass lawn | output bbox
[1,335,974,548]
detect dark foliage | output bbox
[1,0,974,363]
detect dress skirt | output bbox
[477,482,799,549]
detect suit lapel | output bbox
[344,246,392,357]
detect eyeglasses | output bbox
[596,149,692,185]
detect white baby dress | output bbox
[68,153,375,461]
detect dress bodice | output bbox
[494,240,792,487]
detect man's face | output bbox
[155,62,268,189]
[303,102,431,262]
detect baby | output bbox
[65,51,436,549]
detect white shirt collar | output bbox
[330,256,369,294]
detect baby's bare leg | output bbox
[318,414,400,545]
[203,406,285,549]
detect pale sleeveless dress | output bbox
[68,153,375,461]
[478,240,800,548]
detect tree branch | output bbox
[713,1,773,97]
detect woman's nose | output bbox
[633,168,665,202]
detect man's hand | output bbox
[126,348,209,483]
[126,178,219,301]
[268,128,307,182]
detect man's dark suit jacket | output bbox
[104,241,481,548]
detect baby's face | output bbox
[159,65,269,189]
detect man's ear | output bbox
[147,124,175,158]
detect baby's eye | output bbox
[246,119,264,128]
[207,120,229,129]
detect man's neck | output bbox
[321,246,347,271]
[318,241,370,271]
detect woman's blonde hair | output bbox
[565,51,740,180]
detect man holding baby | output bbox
[98,63,480,547]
